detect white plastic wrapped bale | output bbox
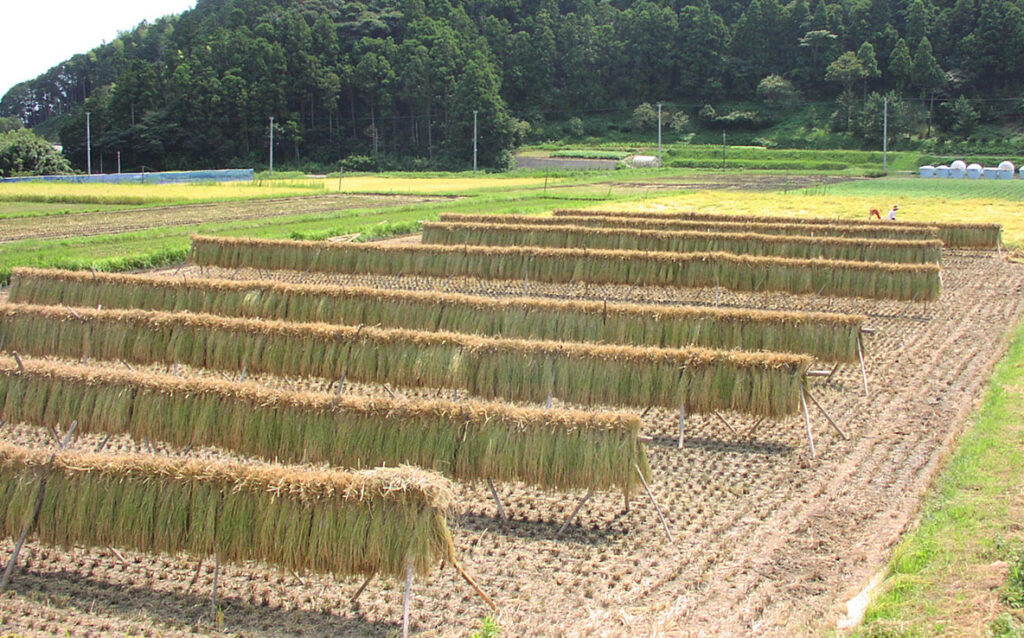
[935,165,951,178]
[967,163,983,179]
[919,165,936,178]
[631,155,660,168]
[951,159,968,178]
[998,161,1016,179]
[983,167,999,179]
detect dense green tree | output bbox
[887,38,913,92]
[0,129,72,177]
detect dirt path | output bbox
[0,194,440,243]
[0,252,1021,637]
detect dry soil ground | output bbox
[0,194,440,243]
[0,250,1021,637]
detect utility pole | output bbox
[722,131,727,171]
[269,116,275,176]
[882,97,888,175]
[473,110,478,172]
[85,111,92,175]
[656,103,663,168]
[117,150,121,175]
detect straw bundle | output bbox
[9,269,865,362]
[439,213,942,241]
[0,441,455,578]
[190,236,941,301]
[552,209,1001,249]
[0,357,649,494]
[421,221,942,264]
[0,304,812,416]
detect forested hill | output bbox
[2,0,1021,171]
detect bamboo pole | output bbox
[857,335,869,396]
[801,390,815,458]
[351,574,373,602]
[677,404,686,449]
[487,479,508,522]
[558,488,594,534]
[636,464,673,542]
[805,389,849,439]
[402,564,413,638]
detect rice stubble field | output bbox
[0,232,1019,636]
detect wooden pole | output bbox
[211,553,220,612]
[558,488,594,534]
[636,465,673,542]
[801,389,815,458]
[713,411,739,435]
[487,479,508,522]
[351,574,373,602]
[823,361,841,384]
[857,335,869,396]
[452,561,497,612]
[402,563,413,638]
[805,389,849,440]
[677,403,686,449]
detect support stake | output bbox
[211,553,220,612]
[402,564,413,638]
[452,561,497,612]
[801,389,815,458]
[857,335,869,396]
[351,574,373,602]
[677,404,686,449]
[636,464,673,542]
[487,479,508,521]
[805,389,849,440]
[713,411,739,436]
[558,488,594,534]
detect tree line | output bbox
[2,0,1020,171]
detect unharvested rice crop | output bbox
[0,357,649,494]
[552,209,1001,249]
[421,221,942,264]
[438,213,941,241]
[0,304,811,416]
[9,269,865,362]
[0,441,455,578]
[190,236,941,301]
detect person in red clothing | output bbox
[869,208,881,219]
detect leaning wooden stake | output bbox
[801,389,815,458]
[856,335,869,396]
[211,553,220,612]
[351,574,373,602]
[713,411,739,436]
[805,389,849,440]
[402,563,413,638]
[558,488,594,534]
[636,464,673,542]
[452,561,498,612]
[677,404,686,449]
[487,479,508,522]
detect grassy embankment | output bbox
[850,318,1024,637]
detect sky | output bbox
[0,0,197,98]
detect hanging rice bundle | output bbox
[552,209,1001,249]
[421,221,942,264]
[439,213,941,241]
[0,357,650,494]
[190,236,940,301]
[0,441,455,578]
[0,304,811,416]
[9,268,865,362]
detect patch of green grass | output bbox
[549,150,629,160]
[798,177,1024,201]
[854,317,1024,636]
[0,201,140,220]
[469,616,500,638]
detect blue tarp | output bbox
[0,168,254,184]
